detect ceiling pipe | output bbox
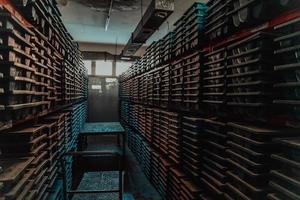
[82,51,140,62]
[122,0,174,56]
[105,0,114,31]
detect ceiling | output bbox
[58,0,208,45]
[67,0,142,12]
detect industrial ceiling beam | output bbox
[82,51,140,62]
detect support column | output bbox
[112,59,116,76]
[91,60,96,76]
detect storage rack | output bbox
[0,9,42,122]
[205,0,231,40]
[120,2,300,200]
[125,124,202,200]
[0,1,88,200]
[226,32,275,121]
[273,17,300,123]
[161,32,174,63]
[183,3,207,52]
[160,64,170,108]
[173,15,186,58]
[170,58,184,107]
[225,123,297,200]
[137,105,144,136]
[227,0,291,31]
[154,40,163,67]
[0,157,35,200]
[169,167,186,200]
[0,126,49,200]
[203,47,227,114]
[201,118,227,200]
[145,107,153,143]
[168,112,181,165]
[181,116,203,182]
[149,41,157,70]
[0,100,87,200]
[0,1,88,131]
[268,137,300,200]
[42,117,63,197]
[182,51,202,111]
[139,74,147,103]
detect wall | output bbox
[87,76,119,122]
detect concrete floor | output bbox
[126,148,161,200]
[72,171,120,200]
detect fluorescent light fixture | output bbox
[121,56,132,60]
[105,17,110,31]
[105,0,114,31]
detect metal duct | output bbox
[82,51,140,62]
[122,0,174,56]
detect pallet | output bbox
[0,157,35,200]
[169,167,186,200]
[171,58,184,106]
[268,137,300,200]
[203,47,227,114]
[154,39,163,67]
[144,42,155,70]
[226,32,275,121]
[182,51,201,111]
[161,32,174,63]
[160,64,170,108]
[0,9,42,119]
[181,116,204,182]
[145,107,153,143]
[0,125,47,157]
[0,9,33,47]
[157,157,173,199]
[183,2,207,51]
[152,69,161,106]
[137,105,146,136]
[205,0,232,40]
[152,109,161,150]
[201,118,228,199]
[180,178,202,200]
[172,15,186,58]
[225,122,298,200]
[159,110,170,156]
[273,17,300,122]
[47,178,63,200]
[167,112,181,165]
[227,0,296,31]
[132,76,139,103]
[62,60,75,103]
[138,74,147,103]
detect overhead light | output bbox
[105,0,114,31]
[121,56,132,60]
[105,17,110,31]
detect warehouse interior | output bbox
[0,0,300,200]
